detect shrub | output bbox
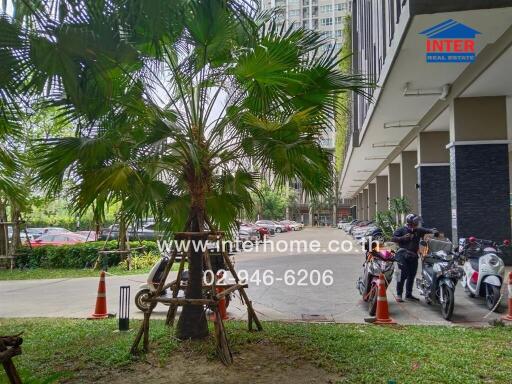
[125,252,162,270]
[16,241,160,269]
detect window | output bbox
[335,16,343,24]
[323,30,334,38]
[321,17,333,26]
[335,29,342,37]
[289,9,300,17]
[335,3,347,11]
[319,4,332,13]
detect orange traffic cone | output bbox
[89,271,109,319]
[374,273,396,325]
[502,272,512,322]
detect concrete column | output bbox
[449,96,511,242]
[368,183,376,220]
[388,163,401,207]
[376,176,388,213]
[362,189,369,220]
[400,151,418,214]
[417,132,451,237]
[357,193,363,220]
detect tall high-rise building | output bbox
[260,0,351,61]
[259,0,353,226]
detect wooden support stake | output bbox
[213,307,233,366]
[131,248,178,354]
[222,250,262,331]
[165,252,187,326]
[147,297,215,305]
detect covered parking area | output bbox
[342,0,512,243]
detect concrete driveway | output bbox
[0,228,509,326]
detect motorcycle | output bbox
[458,237,505,310]
[416,237,464,320]
[135,253,232,312]
[356,243,395,316]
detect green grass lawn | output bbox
[0,263,186,280]
[0,318,511,383]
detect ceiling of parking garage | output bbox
[340,7,512,199]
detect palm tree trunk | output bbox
[0,199,8,258]
[10,204,21,254]
[119,215,127,251]
[176,188,209,340]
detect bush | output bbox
[125,252,162,270]
[16,241,160,269]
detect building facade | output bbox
[341,0,512,242]
[260,0,353,225]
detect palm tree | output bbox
[4,0,368,339]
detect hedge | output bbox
[16,241,160,269]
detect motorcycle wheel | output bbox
[135,289,151,312]
[368,284,378,316]
[440,285,455,321]
[485,283,501,311]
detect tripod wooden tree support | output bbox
[0,334,23,384]
[130,231,262,365]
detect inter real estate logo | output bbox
[420,19,481,63]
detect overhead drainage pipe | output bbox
[403,82,451,100]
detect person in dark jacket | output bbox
[393,214,437,302]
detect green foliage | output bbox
[16,241,159,269]
[254,183,293,220]
[126,251,161,270]
[374,197,411,240]
[334,15,352,174]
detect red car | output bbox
[31,232,87,247]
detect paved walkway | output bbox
[0,228,510,326]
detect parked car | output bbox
[278,221,292,232]
[348,221,372,236]
[76,230,99,241]
[41,227,74,235]
[239,224,260,242]
[279,220,302,231]
[99,221,163,241]
[255,220,277,235]
[7,227,35,243]
[242,222,269,240]
[26,228,45,239]
[31,232,87,247]
[342,220,359,232]
[272,221,287,233]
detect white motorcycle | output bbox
[135,255,180,311]
[459,237,505,311]
[134,254,232,312]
